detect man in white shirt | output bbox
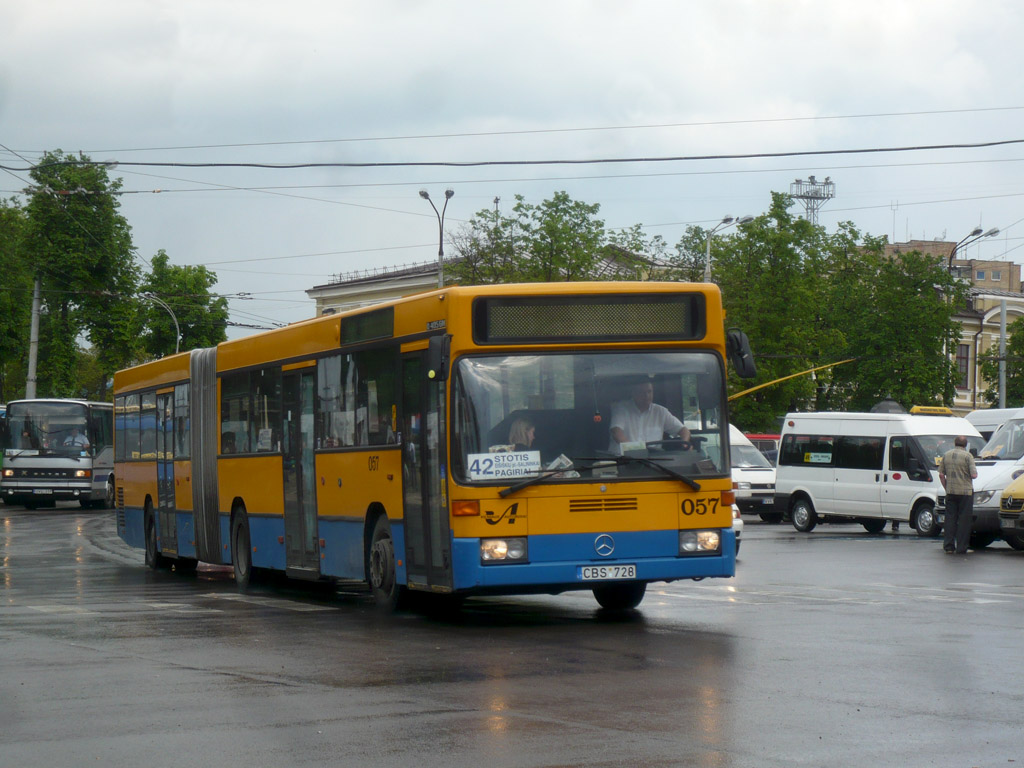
[608,381,690,454]
[63,428,90,448]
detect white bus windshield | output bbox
[6,402,92,456]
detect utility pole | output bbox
[26,277,41,398]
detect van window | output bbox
[835,436,884,470]
[779,434,835,466]
[980,419,1024,460]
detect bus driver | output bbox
[609,380,691,454]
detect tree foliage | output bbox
[449,192,608,283]
[978,315,1024,407]
[23,150,140,397]
[138,250,229,358]
[0,150,231,401]
[0,198,32,402]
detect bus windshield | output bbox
[452,350,728,484]
[6,401,92,456]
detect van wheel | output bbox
[913,502,941,537]
[861,518,887,534]
[1004,532,1024,551]
[791,498,817,533]
[969,532,996,549]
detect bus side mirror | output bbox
[726,329,757,380]
[427,334,451,381]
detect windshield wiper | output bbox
[499,468,572,498]
[583,455,702,491]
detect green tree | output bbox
[137,250,229,358]
[0,198,32,402]
[23,150,139,397]
[831,250,964,411]
[978,316,1024,407]
[713,193,829,431]
[449,192,608,284]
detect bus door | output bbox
[156,393,177,554]
[282,369,319,575]
[401,352,453,591]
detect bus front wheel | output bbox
[368,515,401,611]
[593,582,647,611]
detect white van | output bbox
[965,407,1021,442]
[730,425,777,521]
[774,412,984,535]
[958,408,1024,547]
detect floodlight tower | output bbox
[789,175,836,225]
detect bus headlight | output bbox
[735,482,751,490]
[974,491,995,505]
[74,469,91,478]
[480,537,528,563]
[2,469,12,478]
[679,530,721,555]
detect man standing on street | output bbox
[939,435,978,555]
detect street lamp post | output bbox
[704,215,754,283]
[143,292,180,354]
[947,226,1000,274]
[420,189,455,288]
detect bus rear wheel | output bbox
[145,509,170,570]
[593,582,647,611]
[368,515,401,611]
[231,511,254,590]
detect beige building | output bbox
[885,239,1024,412]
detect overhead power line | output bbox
[3,138,1023,173]
[34,104,1024,154]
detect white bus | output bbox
[1,399,115,509]
[774,412,984,535]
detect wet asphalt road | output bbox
[1,504,1022,768]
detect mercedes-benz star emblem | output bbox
[594,534,615,557]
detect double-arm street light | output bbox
[419,189,455,288]
[704,215,754,283]
[948,226,1000,273]
[142,292,180,354]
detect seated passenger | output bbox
[508,418,536,452]
[608,381,691,454]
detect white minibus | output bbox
[965,407,1021,442]
[774,412,984,535]
[960,408,1024,547]
[730,425,777,521]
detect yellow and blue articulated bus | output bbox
[114,282,756,611]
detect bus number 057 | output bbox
[681,498,718,515]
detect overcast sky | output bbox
[2,0,1022,337]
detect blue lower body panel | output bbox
[452,528,736,593]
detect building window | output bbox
[956,344,970,389]
[976,270,986,280]
[992,270,1001,281]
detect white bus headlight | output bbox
[679,530,721,555]
[735,482,751,490]
[974,491,995,505]
[480,537,528,563]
